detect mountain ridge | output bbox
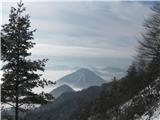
[50,84,75,98]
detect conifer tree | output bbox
[1,1,54,120]
[138,2,160,81]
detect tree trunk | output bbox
[15,78,19,120]
[15,104,19,120]
[15,40,20,120]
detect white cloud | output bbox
[31,43,136,59]
[1,1,153,83]
[3,1,151,93]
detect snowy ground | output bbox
[139,101,160,120]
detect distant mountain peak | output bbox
[57,68,106,89]
[77,68,92,72]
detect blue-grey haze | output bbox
[1,1,152,84]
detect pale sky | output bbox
[1,1,153,87]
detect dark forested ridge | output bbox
[25,82,112,120]
[50,84,75,98]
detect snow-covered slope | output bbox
[151,105,160,120]
[56,68,106,89]
[138,101,160,120]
